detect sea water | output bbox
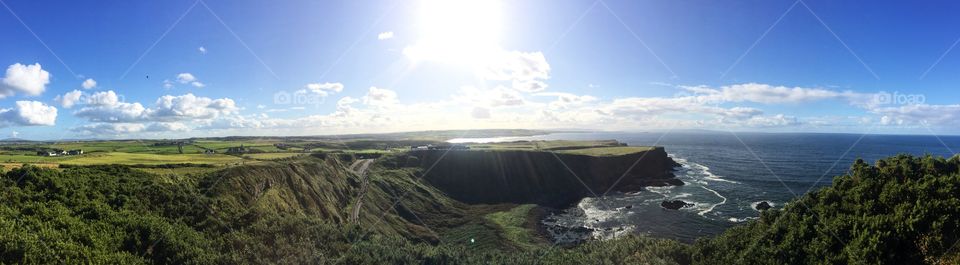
[450,131,960,243]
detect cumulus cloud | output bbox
[81,78,97,89]
[681,83,868,105]
[176,73,205,88]
[74,91,147,122]
[150,93,238,121]
[1,63,50,98]
[73,122,197,135]
[146,122,190,132]
[870,104,960,126]
[73,90,237,123]
[377,31,394,40]
[73,123,146,135]
[362,87,398,107]
[55,90,84,108]
[0,101,57,127]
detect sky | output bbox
[2,0,960,140]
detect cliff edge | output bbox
[405,147,681,208]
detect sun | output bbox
[404,0,503,68]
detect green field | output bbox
[466,140,653,156]
[243,152,304,160]
[556,146,655,156]
[59,152,244,165]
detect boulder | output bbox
[755,201,772,211]
[660,200,693,210]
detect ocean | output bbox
[449,131,960,243]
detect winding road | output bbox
[349,159,374,224]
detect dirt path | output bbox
[350,159,374,224]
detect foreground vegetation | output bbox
[1,139,958,264]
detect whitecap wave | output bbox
[698,185,727,216]
[727,216,758,223]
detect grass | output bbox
[556,146,655,156]
[0,154,75,163]
[466,140,654,157]
[243,153,304,160]
[484,204,541,250]
[192,140,284,152]
[47,141,207,154]
[468,140,622,151]
[59,152,244,166]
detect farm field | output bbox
[58,152,245,166]
[243,152,305,160]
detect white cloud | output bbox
[870,104,960,126]
[0,101,57,127]
[73,91,237,123]
[198,46,207,54]
[177,73,196,83]
[176,73,205,88]
[1,63,50,98]
[681,83,868,105]
[73,123,146,135]
[377,31,394,40]
[163,80,174,89]
[55,90,84,108]
[298,82,344,97]
[81,78,97,89]
[744,114,801,127]
[535,92,598,109]
[74,91,147,123]
[73,121,190,135]
[149,93,238,121]
[362,87,398,107]
[146,122,190,132]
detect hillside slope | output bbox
[692,154,960,264]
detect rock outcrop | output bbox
[754,201,772,211]
[406,147,681,208]
[660,200,694,210]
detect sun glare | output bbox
[404,0,503,68]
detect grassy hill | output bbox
[1,150,959,264]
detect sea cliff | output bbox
[406,147,681,208]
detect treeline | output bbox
[1,154,959,264]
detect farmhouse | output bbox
[36,149,84,157]
[36,151,59,157]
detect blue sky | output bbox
[1,0,960,139]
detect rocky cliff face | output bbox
[407,147,681,208]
